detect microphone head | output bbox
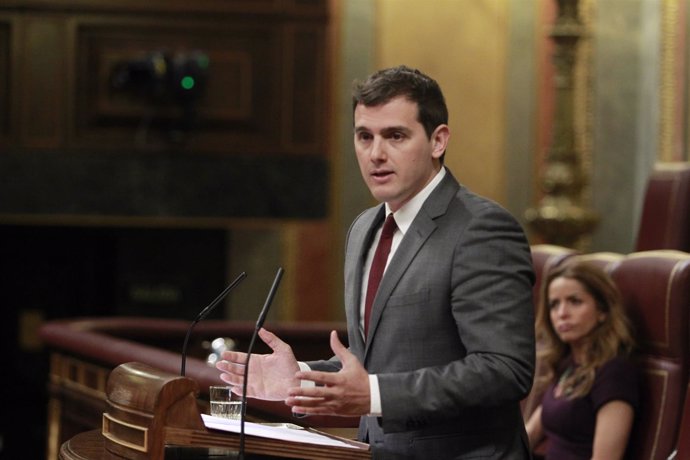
[196,272,247,322]
[256,267,283,329]
[180,271,247,377]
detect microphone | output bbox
[180,272,247,376]
[239,267,284,460]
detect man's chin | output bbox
[367,185,395,203]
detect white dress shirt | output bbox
[361,167,446,415]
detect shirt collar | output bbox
[385,167,446,236]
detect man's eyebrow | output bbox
[353,125,411,134]
[381,126,411,135]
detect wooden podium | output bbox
[59,362,370,460]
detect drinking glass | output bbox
[209,385,242,420]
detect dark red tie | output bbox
[364,214,397,336]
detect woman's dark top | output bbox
[541,356,639,460]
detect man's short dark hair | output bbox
[352,65,448,139]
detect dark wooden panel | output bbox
[0,2,330,219]
[287,25,327,151]
[0,151,328,219]
[0,0,327,17]
[1,0,330,157]
[73,18,285,153]
[94,46,254,121]
[19,16,68,148]
[0,19,9,146]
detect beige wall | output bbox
[375,0,511,204]
[333,0,690,268]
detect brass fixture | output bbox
[525,0,598,248]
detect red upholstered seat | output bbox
[572,251,625,273]
[608,251,690,460]
[636,162,690,253]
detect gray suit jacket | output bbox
[309,170,535,459]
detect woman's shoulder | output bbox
[591,355,639,409]
[597,355,637,378]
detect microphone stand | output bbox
[180,272,247,377]
[238,267,284,460]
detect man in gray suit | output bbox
[217,65,535,459]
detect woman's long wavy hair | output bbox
[535,259,636,399]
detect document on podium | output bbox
[201,414,362,449]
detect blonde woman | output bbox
[526,260,638,460]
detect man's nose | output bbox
[370,137,386,161]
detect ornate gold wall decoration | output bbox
[574,0,594,205]
[660,0,683,162]
[525,0,598,248]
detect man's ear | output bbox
[431,124,450,159]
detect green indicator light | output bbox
[181,76,195,90]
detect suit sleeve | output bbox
[305,355,342,373]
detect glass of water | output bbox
[209,385,242,420]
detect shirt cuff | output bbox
[297,362,315,388]
[369,374,382,416]
[299,363,381,415]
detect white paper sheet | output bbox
[201,414,358,449]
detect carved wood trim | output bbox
[0,0,328,18]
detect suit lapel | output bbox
[363,172,461,358]
[363,215,436,355]
[346,206,385,353]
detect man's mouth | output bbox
[371,170,393,179]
